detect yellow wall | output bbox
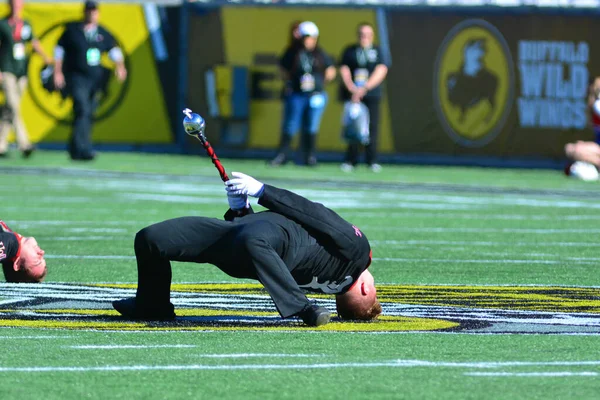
[221,7,393,152]
[2,3,171,144]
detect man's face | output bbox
[303,36,318,51]
[86,9,100,25]
[358,25,374,48]
[18,236,47,282]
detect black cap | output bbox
[84,1,98,11]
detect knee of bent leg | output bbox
[565,143,576,158]
[134,226,161,253]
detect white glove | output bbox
[225,172,265,198]
[226,190,250,210]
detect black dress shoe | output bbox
[306,155,318,167]
[71,152,96,161]
[298,304,331,327]
[112,297,176,321]
[269,153,288,167]
[22,146,35,159]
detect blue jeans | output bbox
[282,92,328,136]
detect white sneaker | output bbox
[340,163,354,172]
[569,161,599,181]
[370,163,382,173]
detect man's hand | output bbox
[225,172,265,198]
[115,64,127,82]
[352,87,367,103]
[226,191,249,211]
[53,70,65,89]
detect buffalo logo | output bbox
[434,19,514,147]
[28,22,130,125]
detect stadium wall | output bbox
[2,3,174,149]
[10,2,600,168]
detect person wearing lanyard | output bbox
[0,0,51,158]
[53,0,127,161]
[339,23,389,173]
[270,21,336,167]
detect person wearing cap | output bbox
[0,220,47,283]
[0,0,51,158]
[339,22,389,173]
[53,0,127,161]
[270,21,336,167]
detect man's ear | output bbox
[13,257,22,272]
[361,282,369,296]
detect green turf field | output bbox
[1,151,600,399]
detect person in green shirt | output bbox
[0,0,51,158]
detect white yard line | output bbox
[1,359,600,373]
[393,360,600,368]
[0,362,400,373]
[464,372,598,377]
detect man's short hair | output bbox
[357,22,374,32]
[2,262,47,283]
[337,299,382,320]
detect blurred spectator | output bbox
[564,77,600,181]
[0,0,50,158]
[339,22,388,173]
[270,21,336,167]
[289,20,302,49]
[280,20,302,100]
[53,0,127,161]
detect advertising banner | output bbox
[186,6,396,153]
[1,3,171,145]
[385,13,598,159]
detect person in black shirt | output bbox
[53,1,127,161]
[1,220,47,283]
[339,22,389,173]
[113,171,381,327]
[270,21,336,167]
